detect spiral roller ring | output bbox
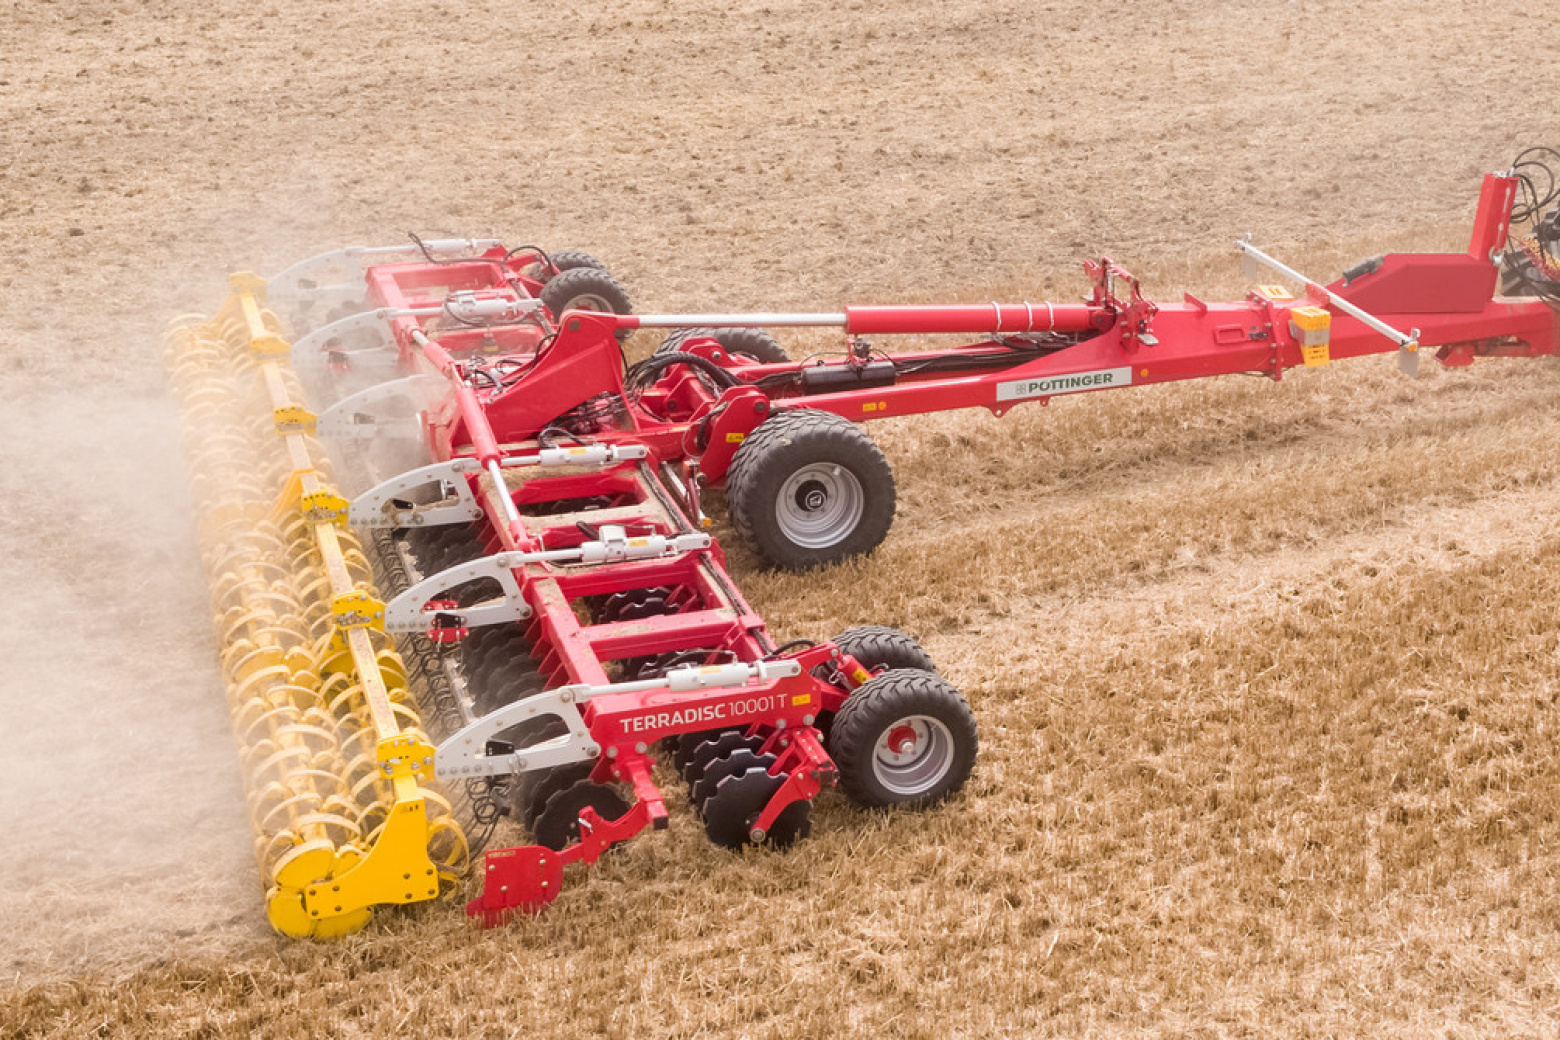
[164,277,468,938]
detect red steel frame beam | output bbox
[467,174,1555,474]
[359,173,1557,488]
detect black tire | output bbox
[831,669,977,809]
[544,249,609,278]
[1500,250,1538,297]
[833,625,937,675]
[813,627,936,743]
[521,248,608,282]
[725,409,896,570]
[656,327,789,364]
[540,266,633,327]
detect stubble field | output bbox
[3,1,1560,1036]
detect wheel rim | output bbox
[562,293,613,312]
[774,463,864,549]
[871,715,955,797]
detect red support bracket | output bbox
[1468,173,1519,262]
[467,845,565,926]
[467,800,655,927]
[751,728,835,839]
[1083,257,1157,350]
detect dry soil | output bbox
[3,0,1560,1037]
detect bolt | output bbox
[775,718,787,730]
[750,828,766,842]
[606,746,619,758]
[803,714,814,726]
[634,742,647,754]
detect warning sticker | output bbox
[996,367,1132,402]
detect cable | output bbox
[1503,146,1560,308]
[537,425,588,448]
[765,639,816,659]
[465,364,501,392]
[1510,147,1560,222]
[408,230,495,267]
[625,351,742,392]
[504,244,553,271]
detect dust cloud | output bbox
[0,367,262,982]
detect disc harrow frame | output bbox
[168,158,1560,935]
[172,244,979,932]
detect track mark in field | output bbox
[737,374,1560,640]
[882,358,1559,520]
[937,477,1560,679]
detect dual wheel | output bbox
[726,408,897,571]
[670,626,976,850]
[649,326,898,570]
[530,248,634,333]
[824,625,975,809]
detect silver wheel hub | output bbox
[774,463,864,549]
[564,293,613,312]
[871,715,955,796]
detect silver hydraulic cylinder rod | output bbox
[485,459,523,527]
[1236,239,1420,351]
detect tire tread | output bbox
[831,668,977,809]
[725,408,895,569]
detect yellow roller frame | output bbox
[170,273,466,938]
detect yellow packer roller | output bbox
[165,273,467,938]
